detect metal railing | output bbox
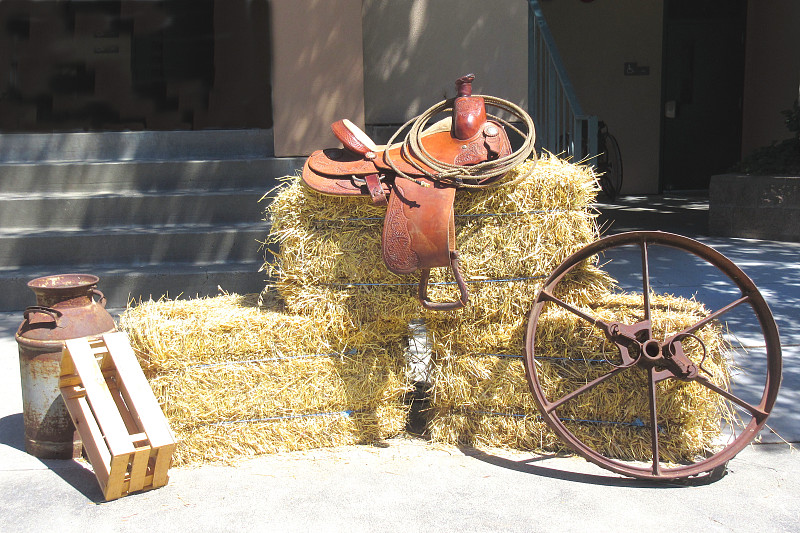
[528,0,598,162]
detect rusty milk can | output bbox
[15,274,116,459]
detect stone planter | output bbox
[709,174,800,242]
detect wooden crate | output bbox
[59,332,176,501]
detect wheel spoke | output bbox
[544,365,630,412]
[647,367,661,476]
[665,295,750,343]
[694,375,769,423]
[539,291,610,333]
[640,241,652,323]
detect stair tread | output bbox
[0,221,270,238]
[0,157,304,194]
[0,187,270,201]
[0,259,265,275]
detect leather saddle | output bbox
[301,74,513,311]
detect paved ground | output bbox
[1,195,799,532]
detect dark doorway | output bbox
[660,0,747,191]
[0,0,271,132]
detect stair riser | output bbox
[0,193,267,229]
[0,130,276,164]
[0,158,304,194]
[1,267,268,311]
[0,229,271,268]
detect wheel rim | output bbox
[523,231,782,480]
[600,132,622,196]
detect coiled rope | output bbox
[384,95,537,189]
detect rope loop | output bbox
[384,95,537,189]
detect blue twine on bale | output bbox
[311,208,578,227]
[461,409,651,430]
[472,353,609,364]
[209,410,355,427]
[325,275,547,289]
[189,348,358,369]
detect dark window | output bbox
[0,0,271,132]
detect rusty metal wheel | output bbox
[524,231,782,481]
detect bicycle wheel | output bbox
[597,129,623,200]
[524,231,782,481]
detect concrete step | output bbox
[0,157,305,194]
[0,130,276,164]
[0,261,269,312]
[0,154,297,313]
[0,188,268,229]
[0,222,270,268]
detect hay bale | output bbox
[263,155,603,341]
[265,155,599,287]
[119,294,411,465]
[426,292,733,464]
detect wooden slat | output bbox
[64,338,135,457]
[60,384,86,400]
[103,333,175,447]
[119,472,156,497]
[59,346,77,380]
[58,375,83,389]
[129,432,148,445]
[151,444,176,488]
[127,447,151,493]
[104,454,131,501]
[62,392,111,484]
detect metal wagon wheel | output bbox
[523,231,782,481]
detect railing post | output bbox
[573,116,584,161]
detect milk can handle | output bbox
[22,306,63,326]
[92,288,107,308]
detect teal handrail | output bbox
[528,0,598,162]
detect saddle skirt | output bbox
[300,74,513,310]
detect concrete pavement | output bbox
[1,195,799,532]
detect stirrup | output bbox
[418,252,469,311]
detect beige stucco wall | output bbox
[741,0,800,156]
[539,1,664,194]
[361,0,528,124]
[270,0,796,187]
[270,0,365,156]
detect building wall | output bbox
[741,0,800,155]
[539,0,664,194]
[270,0,365,157]
[361,0,528,124]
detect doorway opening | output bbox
[659,0,747,191]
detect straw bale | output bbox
[171,404,408,465]
[263,155,604,358]
[426,292,732,464]
[263,154,600,294]
[271,282,420,342]
[120,293,411,465]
